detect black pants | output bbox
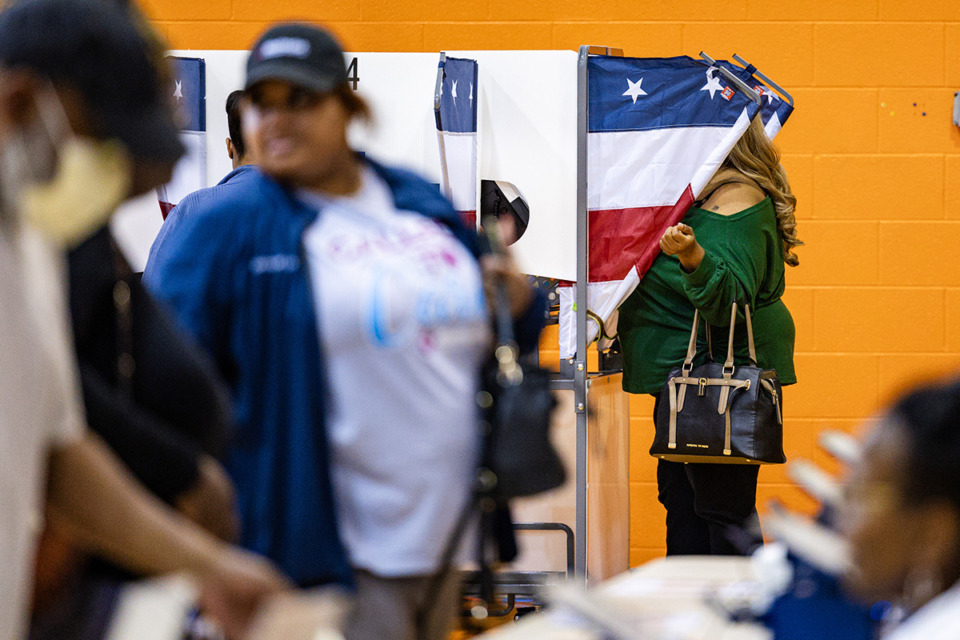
[652,393,764,556]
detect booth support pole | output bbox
[574,45,590,581]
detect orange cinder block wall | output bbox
[142,0,960,566]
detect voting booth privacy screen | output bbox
[113,48,792,369]
[158,57,206,219]
[104,46,793,584]
[113,50,579,284]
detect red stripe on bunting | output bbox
[458,210,477,229]
[587,185,695,282]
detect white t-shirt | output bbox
[301,169,489,576]
[0,214,84,640]
[885,582,960,640]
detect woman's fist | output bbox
[659,223,696,256]
[659,223,704,272]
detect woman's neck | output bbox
[304,152,363,197]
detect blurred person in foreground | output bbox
[21,4,252,636]
[0,0,290,638]
[146,22,544,640]
[840,377,960,639]
[145,90,258,275]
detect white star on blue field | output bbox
[700,68,724,99]
[622,77,648,104]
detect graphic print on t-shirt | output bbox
[300,168,487,575]
[304,178,486,355]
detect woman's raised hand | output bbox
[659,223,705,272]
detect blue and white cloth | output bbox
[435,55,478,227]
[560,54,764,358]
[157,56,206,219]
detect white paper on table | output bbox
[104,575,197,640]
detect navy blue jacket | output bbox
[145,164,261,278]
[144,159,544,587]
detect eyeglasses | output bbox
[246,85,330,113]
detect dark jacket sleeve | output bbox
[513,288,548,355]
[144,200,240,371]
[79,361,201,503]
[70,227,233,504]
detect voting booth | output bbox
[111,47,632,589]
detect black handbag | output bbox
[480,287,564,498]
[418,268,563,625]
[651,302,785,465]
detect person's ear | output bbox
[0,69,41,132]
[226,137,236,161]
[915,500,960,570]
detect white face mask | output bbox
[0,83,131,248]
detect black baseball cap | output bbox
[246,23,348,93]
[0,0,184,164]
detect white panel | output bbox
[438,132,477,213]
[346,52,442,182]
[113,49,578,282]
[111,191,166,270]
[164,130,207,204]
[456,50,578,281]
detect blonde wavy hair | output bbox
[722,117,802,267]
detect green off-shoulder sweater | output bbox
[618,197,797,395]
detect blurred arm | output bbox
[44,432,288,638]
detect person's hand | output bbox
[176,455,239,542]
[246,588,351,640]
[198,547,292,640]
[481,253,534,320]
[659,223,705,272]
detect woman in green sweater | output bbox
[618,117,802,556]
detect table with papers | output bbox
[481,556,772,640]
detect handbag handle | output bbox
[722,303,738,374]
[722,302,759,371]
[706,320,714,361]
[744,303,758,366]
[682,301,759,376]
[485,219,523,386]
[680,309,701,376]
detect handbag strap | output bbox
[720,302,759,366]
[719,303,738,415]
[681,309,701,375]
[689,301,759,373]
[706,320,713,360]
[722,302,738,374]
[110,238,135,397]
[744,303,758,366]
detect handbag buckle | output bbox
[698,378,707,396]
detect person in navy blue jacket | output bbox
[145,90,258,276]
[145,22,545,640]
